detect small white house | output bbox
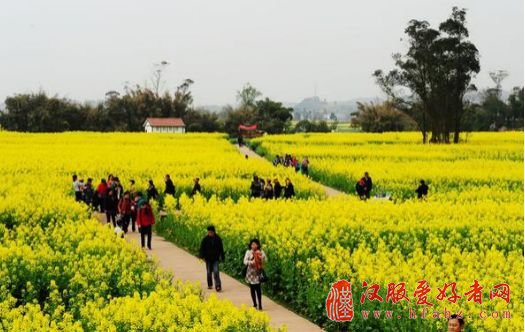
[143,117,186,133]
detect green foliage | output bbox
[236,83,262,108]
[353,102,417,132]
[374,7,480,143]
[463,87,524,131]
[223,84,293,136]
[0,81,222,133]
[294,120,332,133]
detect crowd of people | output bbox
[72,169,428,312]
[272,154,310,176]
[250,175,295,199]
[72,174,202,249]
[73,174,267,310]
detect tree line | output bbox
[0,81,334,135]
[352,87,523,134]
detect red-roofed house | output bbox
[143,117,186,133]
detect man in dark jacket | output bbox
[164,174,176,196]
[273,178,283,198]
[250,175,262,198]
[416,180,429,199]
[283,178,295,199]
[199,225,225,291]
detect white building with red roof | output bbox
[143,117,186,133]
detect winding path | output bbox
[238,144,345,198]
[94,213,321,332]
[92,144,344,331]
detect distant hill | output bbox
[292,96,382,121]
[194,96,383,121]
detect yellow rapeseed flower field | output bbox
[0,132,288,331]
[0,131,522,331]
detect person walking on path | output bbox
[129,179,136,198]
[118,191,133,233]
[301,157,310,176]
[104,188,118,227]
[107,174,114,188]
[72,175,82,202]
[164,174,176,197]
[95,179,108,212]
[113,177,124,200]
[250,175,263,198]
[283,178,295,199]
[243,239,267,310]
[83,178,94,208]
[364,172,373,199]
[273,179,282,198]
[199,226,225,292]
[191,177,201,196]
[291,156,298,172]
[263,179,273,200]
[147,180,159,201]
[136,193,155,250]
[416,180,429,199]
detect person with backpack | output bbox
[164,174,176,197]
[199,226,225,292]
[243,238,267,310]
[136,192,155,250]
[118,191,133,233]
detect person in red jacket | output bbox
[95,179,108,212]
[135,193,155,250]
[118,191,133,233]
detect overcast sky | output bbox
[1,0,523,106]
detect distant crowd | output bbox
[250,175,295,199]
[272,154,310,176]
